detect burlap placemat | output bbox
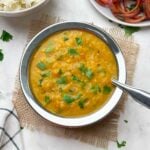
[12,16,139,148]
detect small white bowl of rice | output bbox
[0,0,50,17]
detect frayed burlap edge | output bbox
[12,15,139,148]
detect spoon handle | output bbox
[112,79,150,109]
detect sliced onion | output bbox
[125,15,146,23]
[144,0,150,18]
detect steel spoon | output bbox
[112,79,150,109]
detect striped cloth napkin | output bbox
[0,93,23,150]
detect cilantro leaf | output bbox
[116,140,126,148]
[85,69,93,79]
[45,42,54,53]
[103,85,112,94]
[38,78,43,86]
[44,96,51,104]
[0,49,4,61]
[124,120,128,123]
[79,64,87,73]
[63,94,75,104]
[68,48,78,56]
[0,30,13,42]
[75,93,82,99]
[78,98,87,109]
[41,70,51,78]
[56,76,67,84]
[64,36,69,41]
[79,64,94,79]
[58,69,63,75]
[72,75,81,82]
[76,37,83,45]
[91,84,101,94]
[124,26,140,36]
[37,62,46,70]
[72,75,86,88]
[78,100,85,109]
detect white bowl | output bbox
[20,22,126,127]
[0,0,50,17]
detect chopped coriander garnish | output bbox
[38,78,43,86]
[116,140,126,148]
[78,100,85,109]
[0,49,4,61]
[63,94,75,104]
[0,30,13,42]
[75,93,82,99]
[124,120,128,123]
[68,48,78,56]
[103,85,112,94]
[85,69,93,79]
[76,37,83,45]
[58,69,63,75]
[78,98,87,109]
[72,75,81,82]
[44,96,51,104]
[91,84,101,94]
[79,64,94,79]
[45,42,54,53]
[37,61,46,70]
[41,70,50,78]
[124,26,140,36]
[79,63,87,73]
[56,76,67,84]
[64,36,69,41]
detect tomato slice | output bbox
[95,0,150,23]
[96,0,110,6]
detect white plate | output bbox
[90,0,150,27]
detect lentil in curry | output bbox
[29,29,118,117]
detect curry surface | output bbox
[29,29,118,117]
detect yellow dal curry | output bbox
[29,29,118,117]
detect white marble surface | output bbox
[0,0,150,149]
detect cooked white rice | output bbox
[0,0,42,11]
